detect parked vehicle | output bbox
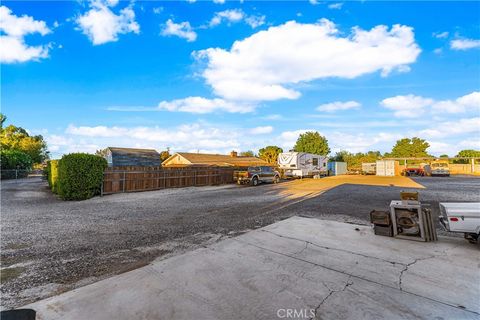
[277,152,328,178]
[233,166,280,186]
[402,167,425,176]
[426,161,450,177]
[439,202,480,243]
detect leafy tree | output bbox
[454,149,480,164]
[258,146,283,164]
[0,124,49,163]
[160,147,171,162]
[439,154,449,158]
[0,113,6,129]
[1,149,33,170]
[293,131,330,155]
[240,150,255,157]
[95,148,109,157]
[332,150,382,171]
[385,137,430,158]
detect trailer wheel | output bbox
[251,177,259,186]
[273,175,280,184]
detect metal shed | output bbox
[105,147,161,167]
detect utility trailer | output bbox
[277,152,328,178]
[439,202,480,243]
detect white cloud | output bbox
[262,114,283,120]
[450,38,480,50]
[152,7,163,14]
[380,91,480,118]
[327,132,401,154]
[195,20,420,102]
[418,117,480,139]
[279,129,313,150]
[209,9,244,27]
[381,94,434,118]
[0,5,51,63]
[317,101,361,112]
[157,96,254,113]
[245,15,265,28]
[382,91,480,117]
[426,141,453,154]
[433,31,449,39]
[161,19,197,42]
[249,126,273,135]
[432,92,480,113]
[66,125,127,137]
[309,0,320,5]
[76,0,140,45]
[213,0,226,4]
[328,3,343,9]
[208,9,265,29]
[433,48,442,55]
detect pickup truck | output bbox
[439,202,480,244]
[234,166,280,186]
[428,161,450,176]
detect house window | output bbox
[312,158,318,166]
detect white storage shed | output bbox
[376,160,401,176]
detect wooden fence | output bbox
[101,166,236,195]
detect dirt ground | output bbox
[1,175,479,309]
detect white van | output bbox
[277,152,328,178]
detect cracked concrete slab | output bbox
[26,217,479,320]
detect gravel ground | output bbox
[1,175,479,309]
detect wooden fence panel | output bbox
[102,166,235,195]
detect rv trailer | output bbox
[278,152,328,178]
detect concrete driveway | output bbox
[26,217,479,320]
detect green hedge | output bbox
[57,153,107,200]
[46,160,59,193]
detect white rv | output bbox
[278,152,328,178]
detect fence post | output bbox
[101,173,104,197]
[164,171,166,189]
[122,171,126,193]
[15,170,18,180]
[472,158,475,174]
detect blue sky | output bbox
[1,0,479,158]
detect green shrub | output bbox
[45,160,59,193]
[57,153,107,200]
[1,149,32,179]
[1,149,33,170]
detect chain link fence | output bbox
[1,169,33,180]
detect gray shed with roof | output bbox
[105,147,161,167]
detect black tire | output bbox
[251,177,259,186]
[273,175,280,184]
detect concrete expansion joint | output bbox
[310,276,354,320]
